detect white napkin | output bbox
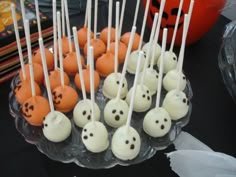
[167,131,236,177]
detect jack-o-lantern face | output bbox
[21,96,50,126]
[144,0,226,45]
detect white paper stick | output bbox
[116,26,136,100]
[137,0,150,51]
[84,0,88,27]
[94,0,98,39]
[64,0,73,52]
[126,51,143,129]
[34,0,42,38]
[57,11,65,87]
[11,4,26,80]
[61,0,65,37]
[155,28,167,108]
[169,0,184,52]
[140,13,158,86]
[133,0,140,26]
[24,20,35,96]
[87,0,91,65]
[118,0,126,39]
[39,38,54,112]
[107,0,113,51]
[73,27,87,100]
[89,46,96,122]
[53,0,58,69]
[177,14,188,90]
[114,1,119,74]
[20,0,26,25]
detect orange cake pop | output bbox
[100,27,116,45]
[121,32,140,51]
[48,69,70,90]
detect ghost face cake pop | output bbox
[142,42,161,65]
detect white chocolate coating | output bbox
[127,50,146,74]
[81,121,109,153]
[158,51,177,74]
[126,85,152,112]
[104,99,129,128]
[143,107,171,138]
[140,68,159,95]
[162,89,189,120]
[43,111,72,143]
[73,99,100,128]
[111,125,141,160]
[142,42,161,65]
[163,69,187,92]
[102,73,128,99]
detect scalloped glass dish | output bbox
[9,68,193,169]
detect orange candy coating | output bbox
[52,85,78,113]
[21,96,50,126]
[74,66,100,93]
[121,32,140,51]
[110,41,127,64]
[19,63,44,84]
[32,48,54,70]
[15,79,41,105]
[100,27,116,44]
[83,38,106,59]
[47,69,70,91]
[59,36,75,55]
[63,52,85,75]
[77,27,94,49]
[96,51,115,77]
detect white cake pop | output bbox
[104,26,137,128]
[143,29,172,138]
[43,111,72,142]
[38,37,72,142]
[72,26,100,128]
[112,50,143,160]
[82,46,109,153]
[163,69,186,91]
[142,42,161,65]
[126,0,150,74]
[102,3,128,99]
[162,14,190,121]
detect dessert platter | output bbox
[9,0,194,169]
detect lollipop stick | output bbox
[24,20,35,97]
[11,4,26,80]
[107,0,113,51]
[73,26,87,100]
[118,0,126,39]
[61,0,65,37]
[137,0,150,51]
[133,0,140,26]
[177,14,188,90]
[87,0,91,65]
[187,0,194,31]
[64,0,73,52]
[20,0,26,24]
[125,51,144,129]
[84,0,88,27]
[39,38,54,112]
[116,26,136,100]
[53,0,58,69]
[169,0,184,52]
[89,46,96,122]
[57,11,65,87]
[114,1,120,74]
[94,0,98,39]
[34,0,42,38]
[155,28,167,108]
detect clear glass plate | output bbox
[9,68,193,169]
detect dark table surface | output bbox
[1,1,236,176]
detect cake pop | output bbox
[74,0,100,93]
[21,20,50,126]
[38,37,72,143]
[81,46,109,153]
[72,26,100,128]
[126,0,151,74]
[111,51,143,160]
[163,14,190,120]
[52,12,78,113]
[143,28,172,138]
[11,4,41,105]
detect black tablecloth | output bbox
[1,2,236,176]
